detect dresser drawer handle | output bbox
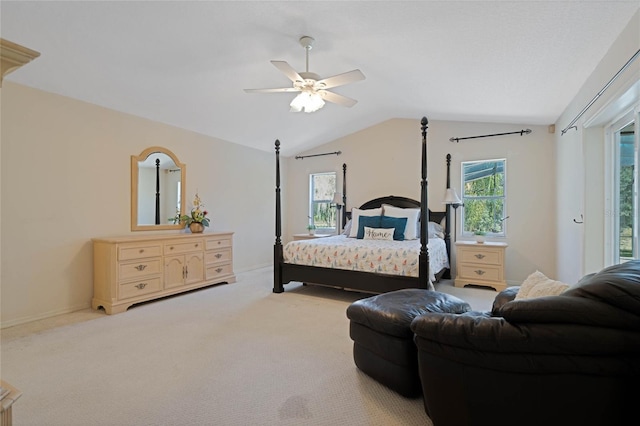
[218,241,221,245]
[215,253,223,259]
[134,264,147,271]
[194,243,199,248]
[139,249,144,253]
[474,254,486,259]
[135,283,147,289]
[215,267,223,273]
[169,246,174,250]
[474,270,486,276]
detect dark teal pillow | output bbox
[381,215,407,241]
[357,215,382,239]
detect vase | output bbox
[189,222,204,234]
[475,235,485,244]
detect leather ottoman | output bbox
[346,289,471,397]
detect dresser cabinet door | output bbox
[164,255,186,289]
[185,253,204,285]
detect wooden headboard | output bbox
[346,195,446,225]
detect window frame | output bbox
[309,171,338,233]
[460,158,507,238]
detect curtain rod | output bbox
[295,150,341,160]
[561,48,640,136]
[449,129,531,143]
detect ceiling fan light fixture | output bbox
[290,91,325,113]
[245,35,365,111]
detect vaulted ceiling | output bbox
[2,1,639,156]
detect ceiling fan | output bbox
[244,36,366,113]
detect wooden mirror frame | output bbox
[131,146,187,231]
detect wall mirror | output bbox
[131,146,186,231]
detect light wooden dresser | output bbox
[92,232,236,314]
[455,241,508,291]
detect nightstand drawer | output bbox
[458,264,502,283]
[458,248,503,265]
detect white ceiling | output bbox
[2,1,639,156]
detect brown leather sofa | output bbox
[410,260,640,426]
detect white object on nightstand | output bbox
[455,241,508,291]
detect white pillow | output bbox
[348,207,382,238]
[428,221,444,239]
[342,219,352,236]
[382,204,420,240]
[362,227,394,241]
[515,271,570,300]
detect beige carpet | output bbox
[1,267,496,426]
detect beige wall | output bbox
[555,8,640,283]
[1,82,274,327]
[3,9,637,326]
[285,118,557,286]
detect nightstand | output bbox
[455,241,508,291]
[292,233,332,241]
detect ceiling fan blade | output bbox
[317,69,365,89]
[319,90,358,108]
[244,87,300,93]
[271,60,303,83]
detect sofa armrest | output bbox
[491,286,519,314]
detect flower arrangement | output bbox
[180,193,210,227]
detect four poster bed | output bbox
[273,117,452,294]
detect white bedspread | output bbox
[283,235,449,282]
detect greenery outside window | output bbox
[461,159,506,236]
[309,172,337,232]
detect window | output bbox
[607,111,638,264]
[309,172,337,232]
[461,159,506,236]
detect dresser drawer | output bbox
[206,263,233,280]
[205,248,232,265]
[458,264,502,282]
[119,259,162,281]
[206,237,232,250]
[119,276,162,300]
[119,243,163,261]
[164,239,204,255]
[458,247,503,265]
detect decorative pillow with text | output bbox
[362,227,395,241]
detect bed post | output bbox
[419,117,430,288]
[443,154,453,279]
[273,140,284,293]
[341,163,347,230]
